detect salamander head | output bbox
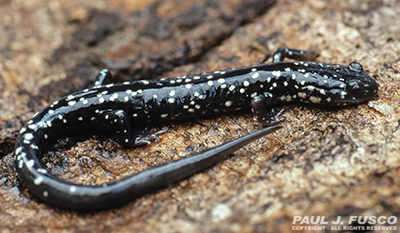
[328,62,378,105]
[291,61,379,106]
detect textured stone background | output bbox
[1,0,400,232]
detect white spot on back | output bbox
[272,71,281,77]
[307,86,315,91]
[26,160,35,167]
[37,168,47,174]
[225,101,233,107]
[252,72,259,79]
[25,133,34,140]
[70,186,77,193]
[68,101,76,106]
[15,147,22,155]
[34,176,43,185]
[28,124,38,131]
[298,92,307,99]
[19,127,27,134]
[310,96,321,104]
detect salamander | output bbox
[13,47,379,210]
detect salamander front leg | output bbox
[251,95,285,126]
[273,47,320,62]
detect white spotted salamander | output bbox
[14,48,378,210]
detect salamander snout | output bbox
[345,62,379,103]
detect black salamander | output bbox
[14,48,378,210]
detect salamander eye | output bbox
[348,62,363,73]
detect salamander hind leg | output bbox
[132,128,165,146]
[251,95,285,126]
[94,69,113,87]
